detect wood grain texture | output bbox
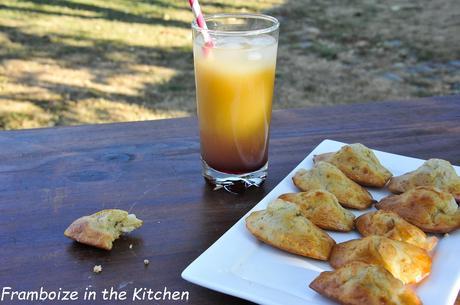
[0,95,459,304]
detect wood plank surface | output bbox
[0,95,459,304]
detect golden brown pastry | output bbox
[279,190,355,231]
[314,143,392,187]
[245,199,335,260]
[329,235,431,284]
[388,158,460,202]
[64,209,143,250]
[309,262,422,305]
[355,210,438,251]
[376,186,460,233]
[292,161,374,210]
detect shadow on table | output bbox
[66,235,145,260]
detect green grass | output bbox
[0,0,284,129]
[0,0,458,129]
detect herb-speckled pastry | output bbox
[245,199,335,260]
[388,158,460,202]
[355,210,437,251]
[309,262,422,305]
[314,143,392,187]
[329,235,432,284]
[279,190,355,232]
[64,209,143,250]
[376,186,460,233]
[293,161,374,210]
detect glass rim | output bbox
[191,13,279,36]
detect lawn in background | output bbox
[0,0,459,129]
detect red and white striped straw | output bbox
[188,0,214,47]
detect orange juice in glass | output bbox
[192,14,279,189]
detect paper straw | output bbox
[188,0,214,48]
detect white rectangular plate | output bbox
[182,139,460,305]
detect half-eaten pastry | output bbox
[376,186,460,233]
[64,209,143,250]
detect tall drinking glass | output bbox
[192,14,279,190]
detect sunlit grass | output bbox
[0,0,458,130]
[0,0,283,129]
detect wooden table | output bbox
[0,95,459,305]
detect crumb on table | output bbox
[93,265,102,273]
[129,244,133,249]
[143,259,150,266]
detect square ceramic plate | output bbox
[182,139,460,305]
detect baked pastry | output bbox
[279,190,355,231]
[314,143,392,187]
[292,161,374,209]
[245,199,335,260]
[355,210,438,251]
[376,186,460,233]
[309,262,422,305]
[329,235,431,284]
[64,209,143,250]
[388,158,460,202]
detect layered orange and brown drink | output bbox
[192,14,279,188]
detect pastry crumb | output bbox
[143,259,150,266]
[93,265,102,273]
[129,244,133,249]
[444,233,449,237]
